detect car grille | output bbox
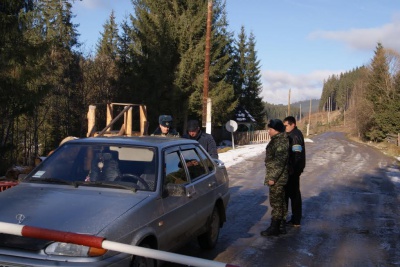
[0,234,49,251]
[0,262,34,267]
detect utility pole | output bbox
[307,99,312,136]
[344,87,348,126]
[288,89,291,116]
[202,0,212,131]
[299,104,302,122]
[327,97,331,124]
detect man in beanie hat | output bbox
[283,116,306,227]
[182,120,218,159]
[261,119,289,237]
[151,115,180,137]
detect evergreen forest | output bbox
[1,1,399,176]
[0,0,266,174]
[319,43,400,142]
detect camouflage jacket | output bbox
[264,132,289,186]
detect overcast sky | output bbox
[72,0,400,105]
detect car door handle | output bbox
[208,181,216,187]
[186,190,197,198]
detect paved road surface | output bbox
[167,132,400,267]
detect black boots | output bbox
[279,219,287,234]
[286,218,301,227]
[260,219,280,236]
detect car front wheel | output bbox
[130,243,156,267]
[197,207,220,249]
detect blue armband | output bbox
[292,144,302,152]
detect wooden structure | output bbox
[234,130,270,146]
[87,103,148,137]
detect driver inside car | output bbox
[88,150,121,181]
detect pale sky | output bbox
[72,0,400,104]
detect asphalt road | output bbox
[167,132,400,267]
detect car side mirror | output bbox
[164,183,186,197]
[213,158,225,168]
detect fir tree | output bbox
[229,27,265,129]
[37,0,81,149]
[116,18,140,103]
[97,10,119,60]
[365,43,391,141]
[93,10,120,103]
[130,0,236,130]
[242,32,265,129]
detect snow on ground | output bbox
[218,143,266,168]
[218,138,314,168]
[218,137,400,192]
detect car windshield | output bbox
[26,143,157,192]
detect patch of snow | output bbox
[218,143,267,168]
[219,137,314,168]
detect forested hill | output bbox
[264,99,320,121]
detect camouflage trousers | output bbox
[269,185,287,220]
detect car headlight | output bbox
[45,242,107,257]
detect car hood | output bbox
[0,183,150,235]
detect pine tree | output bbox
[369,46,400,138]
[189,1,236,126]
[229,27,265,129]
[93,11,120,103]
[130,0,236,130]
[97,10,119,60]
[242,32,265,129]
[391,70,400,133]
[365,43,392,141]
[229,26,246,99]
[130,0,180,129]
[0,0,35,170]
[35,0,81,149]
[116,18,140,103]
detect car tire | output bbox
[130,243,156,267]
[197,207,220,249]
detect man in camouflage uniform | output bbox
[261,119,289,237]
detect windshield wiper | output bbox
[74,181,137,192]
[29,178,75,186]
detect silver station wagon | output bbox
[0,136,230,266]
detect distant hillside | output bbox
[264,99,320,121]
[290,99,320,113]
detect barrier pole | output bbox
[0,222,239,267]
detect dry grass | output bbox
[217,147,232,154]
[302,110,400,164]
[363,140,400,162]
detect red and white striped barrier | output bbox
[0,181,18,192]
[0,222,239,267]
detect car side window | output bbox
[196,147,215,172]
[181,149,207,181]
[164,151,188,185]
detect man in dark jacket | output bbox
[283,116,306,227]
[151,115,180,137]
[261,119,289,237]
[183,120,218,159]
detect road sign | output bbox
[225,120,238,149]
[225,120,238,133]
